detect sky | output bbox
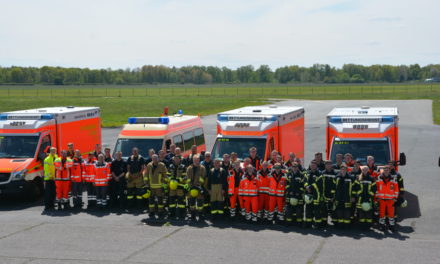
[0,0,438,69]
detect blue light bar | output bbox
[0,114,7,120]
[264,115,277,122]
[159,117,170,124]
[128,117,137,124]
[217,114,228,121]
[40,114,54,120]
[381,116,394,123]
[329,117,342,123]
[178,109,183,115]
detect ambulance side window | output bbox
[269,137,275,154]
[194,128,205,146]
[183,131,195,151]
[38,135,51,161]
[165,139,172,152]
[173,135,184,150]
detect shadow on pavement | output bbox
[397,191,421,221]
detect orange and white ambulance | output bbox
[212,105,305,161]
[0,107,101,197]
[326,106,406,167]
[114,110,206,159]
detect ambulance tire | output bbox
[27,177,44,200]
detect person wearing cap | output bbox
[353,166,376,230]
[256,161,271,220]
[334,165,355,227]
[267,163,288,223]
[285,162,305,225]
[304,161,323,228]
[375,165,399,232]
[83,152,97,209]
[321,160,337,225]
[208,159,228,218]
[228,161,245,219]
[389,161,405,220]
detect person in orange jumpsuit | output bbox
[257,161,271,220]
[92,154,112,208]
[268,163,288,223]
[70,150,84,209]
[228,161,244,218]
[54,150,73,210]
[375,166,399,232]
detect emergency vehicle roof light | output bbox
[127,117,169,124]
[329,117,342,123]
[381,116,394,123]
[217,114,228,121]
[0,114,53,120]
[178,109,183,115]
[159,117,170,124]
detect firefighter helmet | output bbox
[142,189,151,199]
[361,202,372,211]
[169,180,179,191]
[190,188,199,198]
[289,198,299,206]
[401,199,408,208]
[304,194,313,204]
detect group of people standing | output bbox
[43,143,405,232]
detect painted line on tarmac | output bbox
[0,222,45,240]
[307,237,327,264]
[121,227,184,262]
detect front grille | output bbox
[0,173,11,183]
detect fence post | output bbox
[51,87,53,97]
[8,87,10,97]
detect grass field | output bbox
[0,83,439,126]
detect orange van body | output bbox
[212,106,305,162]
[0,107,101,196]
[114,114,206,160]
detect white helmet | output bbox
[401,199,408,208]
[304,194,313,204]
[289,198,299,206]
[361,202,372,212]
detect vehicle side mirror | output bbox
[399,152,406,166]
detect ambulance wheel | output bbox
[27,178,43,200]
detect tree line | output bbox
[0,64,439,85]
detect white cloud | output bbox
[0,0,438,69]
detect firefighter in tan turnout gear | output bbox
[144,154,168,218]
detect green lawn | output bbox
[0,83,438,126]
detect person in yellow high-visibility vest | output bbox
[43,147,58,210]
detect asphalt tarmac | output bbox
[0,99,439,264]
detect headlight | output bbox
[11,169,27,181]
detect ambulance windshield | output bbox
[212,137,266,160]
[330,139,390,165]
[0,135,40,158]
[114,138,163,159]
